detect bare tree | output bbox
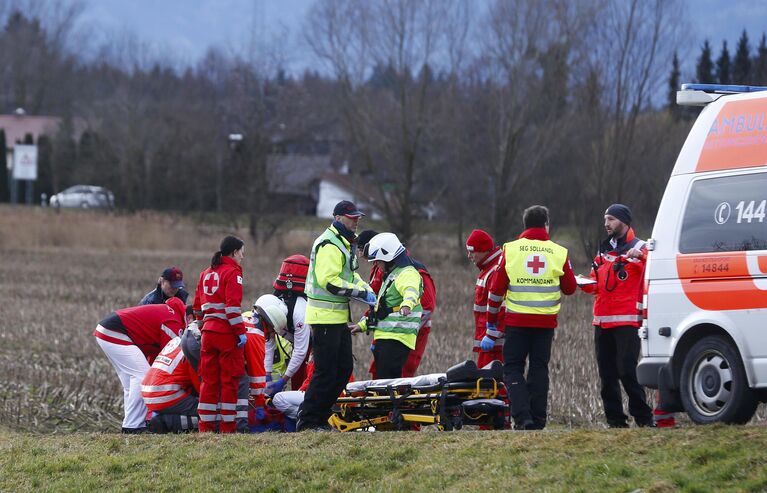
[305,0,469,243]
[571,0,686,256]
[476,0,595,239]
[0,1,83,113]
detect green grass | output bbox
[2,426,766,492]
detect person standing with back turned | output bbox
[297,200,375,431]
[486,205,577,430]
[193,235,247,433]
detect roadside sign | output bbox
[12,144,37,180]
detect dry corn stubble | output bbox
[2,208,763,431]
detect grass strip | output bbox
[1,425,766,492]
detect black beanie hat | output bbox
[356,230,379,249]
[605,204,632,226]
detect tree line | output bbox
[0,0,759,257]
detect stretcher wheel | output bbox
[390,411,405,430]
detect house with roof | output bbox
[0,109,61,171]
[315,168,384,220]
[266,153,383,219]
[266,153,333,215]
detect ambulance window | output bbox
[680,173,767,253]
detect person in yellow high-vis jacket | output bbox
[356,232,423,379]
[486,205,577,430]
[296,200,375,431]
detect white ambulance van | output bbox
[637,83,767,424]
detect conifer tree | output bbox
[668,51,681,119]
[696,40,715,83]
[733,30,751,84]
[716,40,731,84]
[753,33,767,84]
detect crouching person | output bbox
[142,326,202,433]
[237,295,288,432]
[272,360,315,426]
[271,358,354,431]
[93,298,187,433]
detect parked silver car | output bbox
[50,185,114,209]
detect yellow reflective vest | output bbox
[305,226,371,325]
[503,238,568,315]
[359,265,423,350]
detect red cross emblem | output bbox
[203,272,220,295]
[525,255,547,276]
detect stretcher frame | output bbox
[329,371,507,432]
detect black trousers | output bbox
[594,325,652,426]
[297,323,353,428]
[373,339,411,379]
[503,326,554,429]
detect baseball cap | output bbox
[162,267,184,289]
[333,200,365,218]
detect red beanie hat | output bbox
[466,229,494,252]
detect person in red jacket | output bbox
[466,229,505,367]
[486,205,577,430]
[579,204,654,428]
[266,256,312,392]
[239,296,289,431]
[93,297,186,433]
[241,311,266,425]
[193,235,246,433]
[356,230,436,379]
[143,327,202,433]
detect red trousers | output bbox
[477,347,504,368]
[290,358,309,390]
[402,326,430,378]
[369,327,431,379]
[198,331,244,433]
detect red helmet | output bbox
[273,254,309,292]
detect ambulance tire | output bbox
[679,336,758,425]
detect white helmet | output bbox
[254,294,288,332]
[366,232,405,263]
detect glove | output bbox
[266,377,287,396]
[480,335,495,351]
[364,291,377,305]
[486,322,497,333]
[265,373,273,383]
[237,334,247,347]
[254,406,265,421]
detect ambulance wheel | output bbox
[679,335,758,424]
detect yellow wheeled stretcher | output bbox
[329,360,508,432]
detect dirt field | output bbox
[1,206,761,432]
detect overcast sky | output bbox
[77,0,767,78]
